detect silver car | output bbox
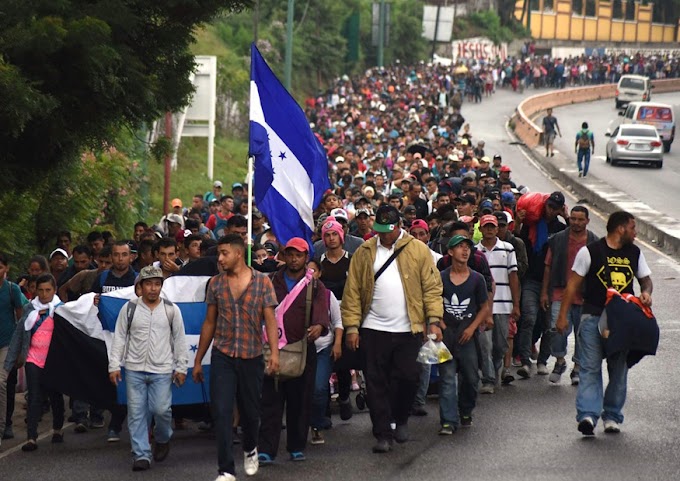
[605,124,664,168]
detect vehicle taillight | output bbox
[650,141,662,147]
[643,93,647,100]
[616,139,629,146]
[615,89,619,97]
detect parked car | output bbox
[618,101,675,152]
[605,124,664,168]
[615,75,653,109]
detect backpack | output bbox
[213,217,229,239]
[125,297,175,333]
[577,131,591,150]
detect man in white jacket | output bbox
[108,266,188,472]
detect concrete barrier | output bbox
[512,78,680,148]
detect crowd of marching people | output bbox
[0,56,656,481]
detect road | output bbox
[546,92,680,224]
[2,87,680,481]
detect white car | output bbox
[605,124,664,168]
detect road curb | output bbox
[510,132,680,256]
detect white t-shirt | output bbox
[315,293,343,353]
[362,231,411,333]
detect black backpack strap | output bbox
[126,299,138,332]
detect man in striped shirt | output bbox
[476,214,521,392]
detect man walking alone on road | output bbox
[342,205,443,454]
[542,107,562,157]
[193,234,280,481]
[574,122,594,177]
[108,266,188,472]
[557,211,653,436]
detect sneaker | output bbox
[351,382,360,391]
[501,369,515,385]
[107,430,121,442]
[537,363,549,375]
[339,398,353,421]
[578,171,583,177]
[549,362,567,383]
[153,441,170,462]
[21,440,38,452]
[603,419,621,434]
[90,419,105,429]
[51,431,64,444]
[517,364,532,379]
[289,451,306,462]
[310,428,325,445]
[570,369,580,386]
[2,426,14,440]
[411,405,428,416]
[244,448,259,476]
[74,423,88,434]
[215,473,237,481]
[512,356,522,367]
[132,459,151,471]
[479,384,495,394]
[393,424,409,443]
[257,453,274,465]
[438,424,454,435]
[372,439,392,453]
[197,421,213,431]
[460,416,473,428]
[578,417,595,436]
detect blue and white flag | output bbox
[249,43,331,251]
[44,276,213,407]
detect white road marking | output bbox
[0,423,73,460]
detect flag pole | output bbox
[247,155,254,267]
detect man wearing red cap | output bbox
[498,165,516,189]
[476,214,520,392]
[259,238,330,464]
[409,219,442,264]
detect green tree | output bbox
[0,0,250,189]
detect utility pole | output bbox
[284,0,295,90]
[431,4,441,60]
[253,0,259,43]
[163,112,172,215]
[377,0,386,67]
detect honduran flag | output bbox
[43,276,213,407]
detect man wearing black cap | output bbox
[342,205,443,453]
[516,191,568,379]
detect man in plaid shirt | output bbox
[193,234,280,481]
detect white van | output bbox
[615,75,653,109]
[619,101,675,152]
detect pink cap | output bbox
[409,219,429,233]
[321,219,345,245]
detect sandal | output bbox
[257,453,274,465]
[289,451,306,462]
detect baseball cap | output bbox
[459,215,476,224]
[165,213,183,225]
[284,237,309,253]
[479,199,494,214]
[478,172,490,180]
[493,154,502,160]
[213,180,223,188]
[209,198,220,205]
[463,171,476,180]
[355,208,372,218]
[459,194,476,205]
[263,241,278,255]
[252,208,263,219]
[447,234,474,249]
[139,265,164,283]
[404,205,417,214]
[334,156,345,163]
[330,208,349,223]
[480,156,490,164]
[493,211,508,226]
[409,219,429,233]
[480,214,498,227]
[49,248,68,260]
[171,198,182,208]
[547,191,566,209]
[175,229,191,243]
[232,182,243,190]
[501,192,516,204]
[500,165,511,173]
[373,205,401,233]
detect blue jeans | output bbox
[478,330,495,385]
[126,370,173,462]
[519,279,542,366]
[311,346,333,429]
[550,301,582,363]
[439,336,479,426]
[413,362,431,408]
[576,315,629,425]
[577,149,591,175]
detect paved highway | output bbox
[545,92,680,224]
[1,88,679,481]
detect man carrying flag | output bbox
[249,43,331,251]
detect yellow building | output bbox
[514,0,679,44]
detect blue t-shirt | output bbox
[0,280,27,348]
